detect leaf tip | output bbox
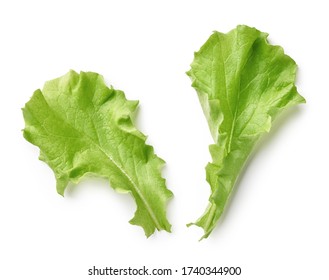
[56,176,69,197]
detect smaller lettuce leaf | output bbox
[22,70,173,237]
[187,25,305,239]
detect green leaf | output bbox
[22,70,172,237]
[187,25,305,239]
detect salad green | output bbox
[22,70,172,237]
[187,25,305,239]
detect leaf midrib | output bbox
[216,32,258,153]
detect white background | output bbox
[0,0,328,279]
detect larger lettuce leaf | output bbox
[187,25,305,239]
[22,70,172,237]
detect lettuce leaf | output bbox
[22,70,172,237]
[187,25,305,239]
